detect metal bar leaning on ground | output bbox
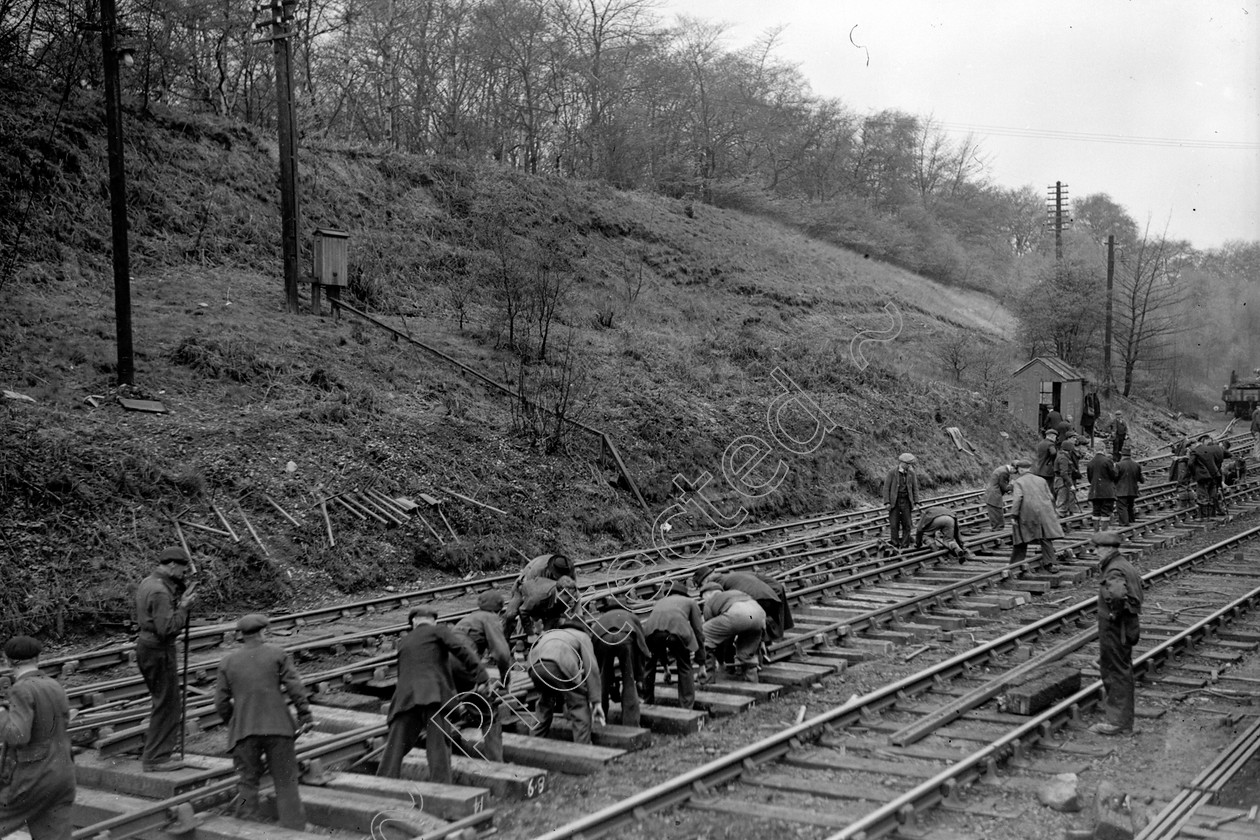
[263,493,301,527]
[440,486,507,516]
[210,502,240,542]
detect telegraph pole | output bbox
[100,0,134,385]
[256,0,301,313]
[1046,181,1070,266]
[1103,234,1116,394]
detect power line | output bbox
[934,120,1260,150]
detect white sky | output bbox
[654,0,1260,250]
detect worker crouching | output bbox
[700,583,766,682]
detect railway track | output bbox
[10,438,1254,840]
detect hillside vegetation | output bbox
[0,95,1191,640]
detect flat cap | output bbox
[692,566,714,585]
[3,635,42,660]
[236,613,270,633]
[1120,446,1132,456]
[477,589,505,613]
[1012,459,1032,468]
[1091,531,1123,547]
[408,605,439,623]
[158,546,190,565]
[1045,429,1059,439]
[898,453,916,464]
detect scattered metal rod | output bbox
[263,493,301,526]
[333,494,369,522]
[210,502,240,542]
[236,504,268,557]
[177,519,232,537]
[442,486,507,516]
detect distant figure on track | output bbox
[1109,411,1128,463]
[1032,429,1059,494]
[1089,532,1142,736]
[134,546,197,772]
[1081,384,1101,446]
[913,506,974,562]
[984,460,1029,531]
[214,614,312,831]
[882,453,919,549]
[1190,434,1222,519]
[1053,435,1082,518]
[1008,470,1063,571]
[1087,449,1119,531]
[1114,447,1144,526]
[0,635,75,840]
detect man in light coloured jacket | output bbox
[527,623,602,744]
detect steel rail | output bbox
[530,524,1260,840]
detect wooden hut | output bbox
[1010,357,1087,432]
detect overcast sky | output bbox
[655,0,1259,251]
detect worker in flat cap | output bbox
[882,453,919,549]
[642,580,706,710]
[134,546,198,772]
[693,566,794,641]
[1114,446,1144,525]
[213,614,312,830]
[1090,532,1142,736]
[378,606,488,780]
[984,460,1030,531]
[503,553,578,640]
[1032,429,1059,494]
[700,582,766,682]
[0,636,75,840]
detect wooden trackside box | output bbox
[1002,665,1082,716]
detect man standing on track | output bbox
[1053,434,1081,518]
[213,614,312,831]
[1087,448,1119,531]
[1032,429,1059,494]
[984,461,1028,531]
[1252,405,1260,451]
[1109,411,1128,463]
[1114,447,1144,525]
[134,546,197,772]
[882,453,919,549]
[0,636,76,840]
[1090,532,1142,736]
[1009,469,1063,571]
[1190,434,1222,519]
[1081,383,1101,446]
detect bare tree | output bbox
[1114,225,1193,397]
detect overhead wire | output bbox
[933,120,1259,150]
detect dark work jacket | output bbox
[914,505,961,545]
[1115,457,1144,497]
[881,466,919,506]
[1191,444,1220,482]
[387,623,485,722]
[642,594,705,653]
[589,608,651,662]
[1043,410,1063,433]
[1033,439,1058,479]
[1087,454,1118,500]
[0,670,75,814]
[1098,551,1143,646]
[1081,393,1101,422]
[214,637,311,750]
[453,609,513,675]
[715,572,777,603]
[134,571,189,647]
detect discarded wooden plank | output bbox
[236,505,269,558]
[178,519,232,537]
[441,487,507,516]
[1002,666,1082,716]
[210,503,240,542]
[263,493,301,527]
[118,397,167,413]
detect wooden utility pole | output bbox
[100,0,134,385]
[257,0,301,313]
[1046,181,1070,266]
[1103,234,1116,394]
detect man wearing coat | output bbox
[503,553,577,639]
[1009,470,1063,570]
[882,453,919,549]
[588,602,650,729]
[527,623,601,744]
[1114,447,1144,525]
[914,505,974,562]
[451,589,513,762]
[0,636,75,840]
[1087,449,1119,531]
[984,461,1029,530]
[693,566,793,641]
[1109,411,1128,463]
[213,614,312,830]
[700,585,766,682]
[1032,429,1059,493]
[1089,532,1143,736]
[1252,405,1260,451]
[378,606,488,781]
[641,581,706,710]
[1189,435,1223,518]
[1081,384,1101,446]
[134,546,198,772]
[1053,437,1081,518]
